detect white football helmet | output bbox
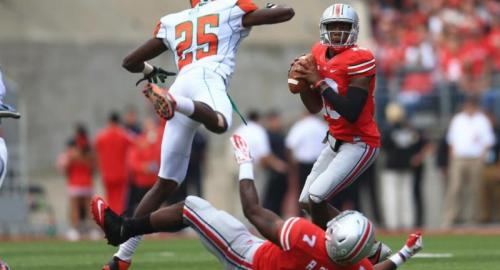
[320,4,359,49]
[325,211,375,264]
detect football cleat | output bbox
[91,196,127,246]
[102,256,131,270]
[368,241,392,264]
[0,103,20,119]
[142,83,176,120]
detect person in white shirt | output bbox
[442,96,496,227]
[285,112,327,194]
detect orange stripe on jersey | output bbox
[153,21,161,37]
[237,0,258,13]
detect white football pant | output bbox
[158,66,233,183]
[183,196,264,270]
[299,134,379,204]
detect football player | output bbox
[292,4,381,230]
[0,68,20,189]
[102,1,295,269]
[93,134,422,270]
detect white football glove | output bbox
[400,231,423,258]
[230,134,253,164]
[389,231,423,267]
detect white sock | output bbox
[172,95,195,116]
[114,236,143,262]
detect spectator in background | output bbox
[234,110,287,197]
[285,111,327,196]
[95,112,133,214]
[480,111,500,222]
[126,117,162,216]
[381,103,426,230]
[262,110,288,217]
[399,24,436,115]
[57,124,95,241]
[123,105,142,136]
[443,96,495,227]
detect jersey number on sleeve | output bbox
[175,14,219,70]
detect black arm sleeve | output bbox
[320,85,369,123]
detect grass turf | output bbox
[0,234,499,269]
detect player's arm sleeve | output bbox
[229,0,258,32]
[153,19,171,50]
[277,217,302,251]
[347,50,376,79]
[318,83,368,123]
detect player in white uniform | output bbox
[0,68,21,189]
[101,1,295,269]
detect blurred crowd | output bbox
[56,108,208,241]
[50,0,500,240]
[369,0,500,118]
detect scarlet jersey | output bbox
[311,43,380,147]
[154,0,257,79]
[253,218,373,270]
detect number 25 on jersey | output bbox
[175,14,219,70]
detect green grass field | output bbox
[1,234,499,269]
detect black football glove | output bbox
[135,66,176,86]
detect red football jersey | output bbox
[252,217,373,270]
[311,43,380,147]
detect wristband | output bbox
[239,163,254,180]
[142,62,154,75]
[388,252,407,268]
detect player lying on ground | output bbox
[92,134,423,270]
[107,1,295,269]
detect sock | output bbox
[123,215,156,238]
[114,236,143,262]
[172,95,195,116]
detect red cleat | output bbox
[91,195,108,230]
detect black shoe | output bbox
[0,104,20,119]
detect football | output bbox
[287,55,312,94]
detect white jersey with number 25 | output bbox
[155,0,257,80]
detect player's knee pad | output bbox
[185,196,213,212]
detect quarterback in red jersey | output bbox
[92,135,422,270]
[292,4,381,228]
